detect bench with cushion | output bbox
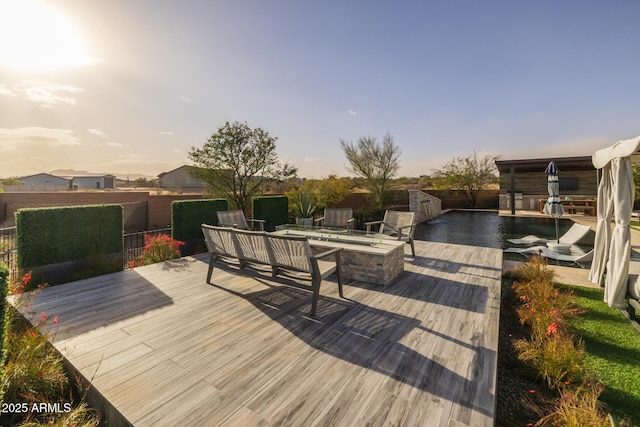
[201,224,343,316]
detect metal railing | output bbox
[0,226,18,283]
[123,227,172,268]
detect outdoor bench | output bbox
[201,224,343,316]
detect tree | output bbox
[432,150,499,208]
[340,133,401,209]
[0,177,22,186]
[188,121,297,214]
[633,164,640,202]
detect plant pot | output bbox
[295,217,313,227]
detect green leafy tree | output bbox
[432,150,499,208]
[340,133,401,209]
[633,164,640,202]
[0,177,22,186]
[188,121,297,214]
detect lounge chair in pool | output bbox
[217,209,265,231]
[507,223,591,246]
[504,245,594,264]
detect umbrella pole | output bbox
[555,217,560,244]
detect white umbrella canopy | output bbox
[604,157,633,308]
[543,161,564,243]
[588,162,613,285]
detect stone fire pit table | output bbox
[273,224,406,286]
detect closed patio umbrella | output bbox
[543,161,565,244]
[588,162,613,285]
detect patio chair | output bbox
[314,208,354,230]
[507,223,591,246]
[217,209,265,231]
[365,210,416,257]
[504,245,593,264]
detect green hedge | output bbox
[15,205,123,270]
[171,199,228,247]
[253,196,288,231]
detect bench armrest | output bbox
[312,247,343,260]
[314,217,325,224]
[365,220,383,233]
[247,218,265,231]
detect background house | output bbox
[0,173,71,192]
[20,173,71,187]
[68,174,117,189]
[495,156,597,212]
[158,166,205,191]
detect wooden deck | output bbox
[22,240,502,427]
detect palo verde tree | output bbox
[432,150,499,208]
[340,133,401,209]
[188,121,297,214]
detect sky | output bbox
[1,0,639,179]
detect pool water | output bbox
[413,210,595,264]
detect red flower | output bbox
[546,322,558,337]
[53,315,60,325]
[529,389,536,394]
[22,272,32,286]
[40,312,47,320]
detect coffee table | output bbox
[273,225,405,286]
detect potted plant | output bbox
[294,192,316,227]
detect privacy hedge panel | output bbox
[171,198,228,243]
[15,204,123,269]
[253,196,288,231]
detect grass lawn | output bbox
[565,285,640,425]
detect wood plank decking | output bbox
[21,240,502,427]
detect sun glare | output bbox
[0,0,97,71]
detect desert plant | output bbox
[536,382,610,427]
[1,311,68,424]
[292,191,316,218]
[515,330,586,389]
[511,254,556,284]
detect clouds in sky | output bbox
[348,110,357,115]
[0,79,84,108]
[179,96,191,102]
[0,127,81,151]
[160,131,174,135]
[87,128,107,138]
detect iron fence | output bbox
[0,226,17,283]
[123,227,172,268]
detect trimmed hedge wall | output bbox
[171,199,228,250]
[253,196,288,231]
[15,204,123,270]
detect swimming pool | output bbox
[413,210,595,264]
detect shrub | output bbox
[129,234,184,268]
[15,204,123,271]
[515,333,586,389]
[511,255,555,284]
[253,196,288,230]
[1,273,99,425]
[537,382,610,427]
[171,199,227,253]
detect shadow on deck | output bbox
[22,240,502,427]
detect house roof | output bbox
[19,172,70,181]
[495,156,595,173]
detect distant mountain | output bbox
[50,169,156,181]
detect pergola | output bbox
[590,136,640,308]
